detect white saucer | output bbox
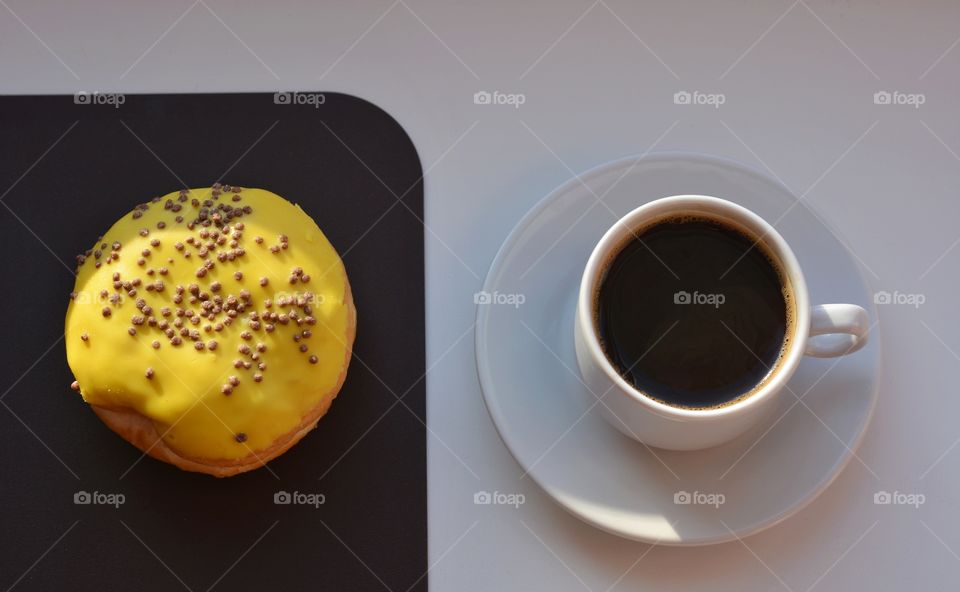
[475,153,880,545]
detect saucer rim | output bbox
[474,150,881,545]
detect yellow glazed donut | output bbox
[65,185,356,477]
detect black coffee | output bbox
[596,216,792,409]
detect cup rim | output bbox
[577,194,811,420]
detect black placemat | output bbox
[0,93,425,591]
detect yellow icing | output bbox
[65,187,353,460]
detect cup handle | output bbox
[805,304,870,358]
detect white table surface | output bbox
[3,1,959,589]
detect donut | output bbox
[65,185,356,477]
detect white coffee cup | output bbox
[574,195,869,450]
